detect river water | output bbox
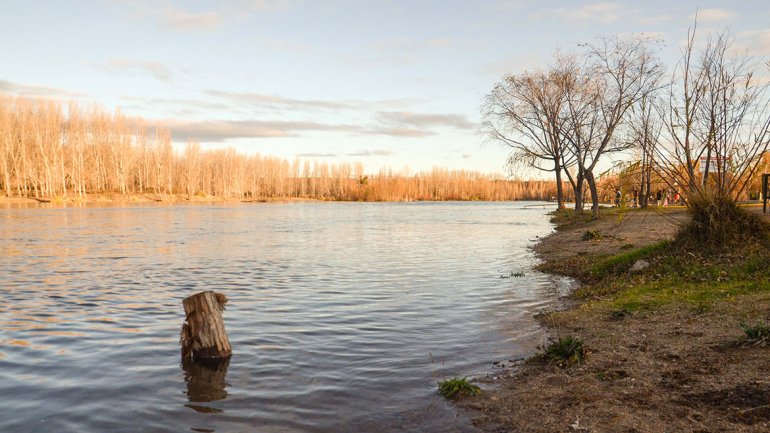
[0,201,572,433]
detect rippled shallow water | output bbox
[0,201,572,433]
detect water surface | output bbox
[0,201,571,432]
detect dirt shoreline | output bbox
[461,206,770,433]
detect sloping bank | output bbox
[460,206,770,432]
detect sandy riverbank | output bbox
[461,206,770,432]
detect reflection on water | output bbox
[0,201,572,433]
[183,358,230,404]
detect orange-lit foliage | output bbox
[0,95,561,202]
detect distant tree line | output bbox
[0,95,562,202]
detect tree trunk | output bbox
[180,291,232,361]
[573,173,585,211]
[554,158,565,209]
[586,170,600,219]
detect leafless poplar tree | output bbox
[482,67,573,209]
[560,36,664,218]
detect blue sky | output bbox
[1,1,769,174]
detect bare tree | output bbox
[628,94,663,207]
[482,67,573,209]
[560,36,664,218]
[657,22,770,244]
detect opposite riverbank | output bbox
[0,193,321,205]
[462,205,770,432]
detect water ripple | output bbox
[0,201,571,433]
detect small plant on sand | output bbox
[582,230,603,241]
[544,336,585,365]
[437,377,480,398]
[740,322,770,346]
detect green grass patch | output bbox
[575,238,770,312]
[437,377,480,398]
[602,278,770,312]
[590,240,671,279]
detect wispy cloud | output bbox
[118,0,297,32]
[360,128,434,138]
[207,90,357,111]
[533,2,630,25]
[736,30,770,56]
[375,111,475,130]
[347,149,395,157]
[636,14,674,25]
[261,38,311,52]
[296,152,337,158]
[160,8,225,31]
[692,8,737,23]
[162,119,362,142]
[0,80,84,98]
[479,54,546,77]
[207,89,427,113]
[374,37,452,52]
[99,59,173,82]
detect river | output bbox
[0,201,572,432]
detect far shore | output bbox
[0,193,327,206]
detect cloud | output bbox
[636,14,674,25]
[99,60,173,82]
[533,2,630,25]
[296,152,337,158]
[374,37,452,52]
[692,8,737,23]
[262,38,311,53]
[162,119,363,142]
[207,90,427,113]
[117,0,296,32]
[361,128,435,138]
[736,30,770,56]
[347,149,395,157]
[160,8,225,30]
[376,111,475,130]
[207,90,357,111]
[0,80,83,99]
[479,55,546,77]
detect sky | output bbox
[1,0,769,175]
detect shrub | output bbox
[677,195,770,250]
[582,230,603,241]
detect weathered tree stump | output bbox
[180,291,232,361]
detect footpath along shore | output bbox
[462,205,770,432]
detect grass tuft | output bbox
[544,336,585,365]
[740,322,770,342]
[437,377,481,398]
[582,230,603,241]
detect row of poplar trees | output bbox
[0,95,559,202]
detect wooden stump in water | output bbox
[180,291,232,361]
